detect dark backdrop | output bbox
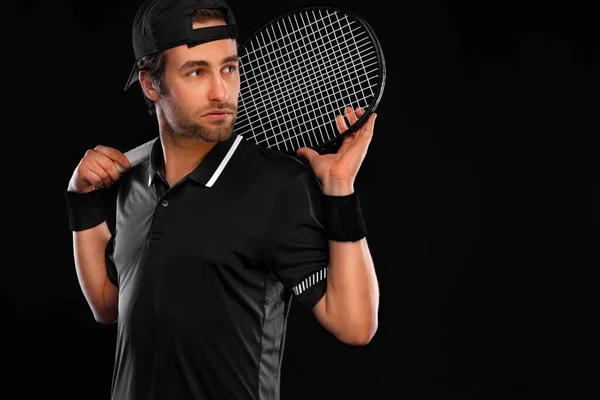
[10,0,598,399]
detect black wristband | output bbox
[64,189,106,232]
[321,192,368,242]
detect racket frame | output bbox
[234,6,387,155]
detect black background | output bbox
[10,0,598,399]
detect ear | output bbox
[139,71,160,101]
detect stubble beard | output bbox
[164,101,237,143]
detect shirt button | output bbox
[161,200,169,207]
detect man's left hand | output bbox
[296,105,377,196]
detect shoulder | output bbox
[113,140,156,198]
[235,136,315,184]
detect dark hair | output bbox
[137,8,229,115]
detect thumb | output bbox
[296,146,319,164]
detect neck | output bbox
[158,131,218,187]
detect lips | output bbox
[202,110,233,116]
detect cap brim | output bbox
[124,61,139,91]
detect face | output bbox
[155,20,239,142]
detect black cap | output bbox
[124,0,237,91]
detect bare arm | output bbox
[67,144,130,324]
[312,239,379,346]
[296,106,380,345]
[73,221,119,324]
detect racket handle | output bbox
[116,138,158,174]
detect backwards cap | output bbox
[124,0,237,91]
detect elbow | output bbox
[319,292,379,346]
[338,319,378,346]
[94,313,118,324]
[92,306,118,325]
[350,324,378,346]
[93,280,119,324]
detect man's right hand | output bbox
[67,145,131,194]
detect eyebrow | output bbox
[179,55,239,71]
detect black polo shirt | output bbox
[104,133,329,400]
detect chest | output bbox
[112,180,276,287]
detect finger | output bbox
[337,107,364,153]
[296,146,320,164]
[358,113,377,142]
[82,159,111,189]
[95,153,124,182]
[345,106,358,126]
[94,145,131,171]
[85,170,105,190]
[335,114,349,133]
[83,153,114,188]
[92,159,115,188]
[339,113,377,166]
[356,106,365,118]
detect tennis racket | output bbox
[117,6,385,172]
[234,6,386,156]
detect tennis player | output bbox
[64,1,379,399]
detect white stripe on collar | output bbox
[147,135,244,188]
[206,134,244,188]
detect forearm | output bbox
[324,238,379,344]
[72,221,118,323]
[315,180,379,344]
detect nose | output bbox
[208,73,229,104]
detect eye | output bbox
[223,65,237,74]
[189,69,204,77]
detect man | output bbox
[64,0,379,399]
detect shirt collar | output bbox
[148,133,243,188]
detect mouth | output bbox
[201,110,234,121]
[206,110,230,114]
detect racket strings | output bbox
[235,37,377,125]
[234,8,382,152]
[242,81,379,150]
[239,10,370,141]
[254,82,379,150]
[239,14,359,81]
[235,53,379,136]
[238,12,374,114]
[238,10,336,64]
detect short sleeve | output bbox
[263,169,329,309]
[105,235,119,287]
